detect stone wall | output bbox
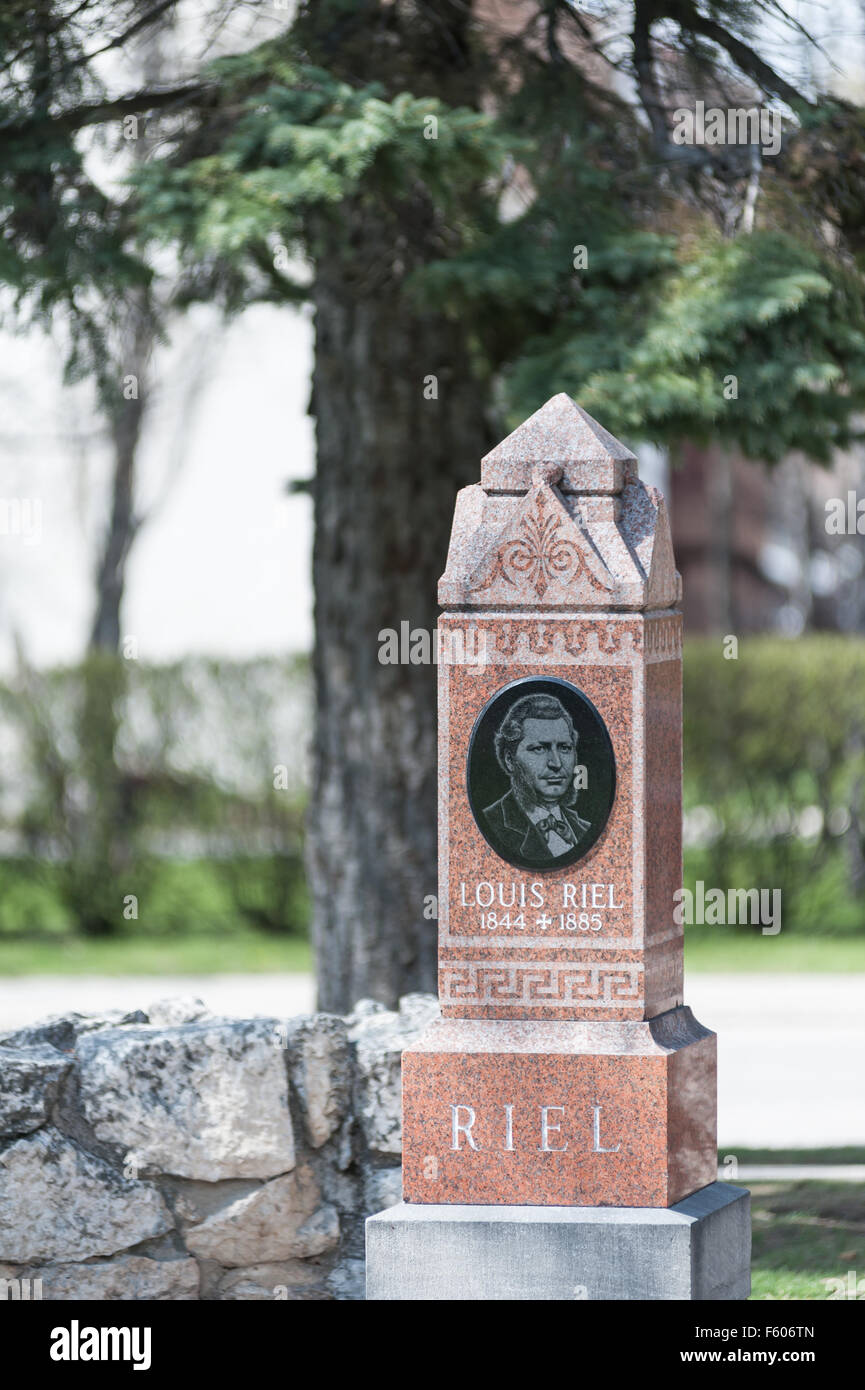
[0,993,439,1300]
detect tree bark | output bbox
[80,5,168,939]
[296,0,496,1011]
[89,296,152,652]
[89,0,171,653]
[307,215,493,1011]
[706,445,733,635]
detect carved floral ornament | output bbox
[437,396,682,610]
[471,486,613,601]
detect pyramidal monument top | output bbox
[481,394,637,494]
[440,394,680,610]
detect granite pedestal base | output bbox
[366,1182,750,1301]
[402,1009,717,1207]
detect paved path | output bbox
[686,975,864,1149]
[0,973,862,1149]
[0,973,316,1031]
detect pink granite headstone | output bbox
[400,395,717,1208]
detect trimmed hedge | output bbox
[683,636,865,934]
[0,639,862,937]
[0,656,309,938]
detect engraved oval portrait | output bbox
[466,676,616,872]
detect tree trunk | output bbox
[706,445,733,635]
[89,337,147,652]
[89,2,170,652]
[294,0,496,1010]
[81,6,167,936]
[307,218,493,1011]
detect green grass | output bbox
[743,1181,865,1300]
[685,929,865,972]
[1,921,861,978]
[682,838,865,938]
[1,855,862,976]
[0,855,309,938]
[0,931,313,976]
[0,855,313,974]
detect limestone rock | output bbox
[364,1166,403,1214]
[283,1014,350,1147]
[396,994,441,1032]
[165,1177,261,1227]
[349,999,388,1020]
[75,1019,295,1180]
[0,1264,44,1300]
[0,1010,147,1053]
[144,997,213,1027]
[347,994,439,1156]
[0,1044,71,1137]
[184,1165,339,1267]
[327,1258,366,1301]
[213,1261,332,1301]
[0,1130,172,1264]
[0,1255,199,1301]
[317,1165,361,1217]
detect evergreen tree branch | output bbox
[661,0,814,110]
[631,0,708,168]
[68,0,186,72]
[0,80,210,136]
[0,0,99,77]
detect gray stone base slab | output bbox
[366,1182,750,1301]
